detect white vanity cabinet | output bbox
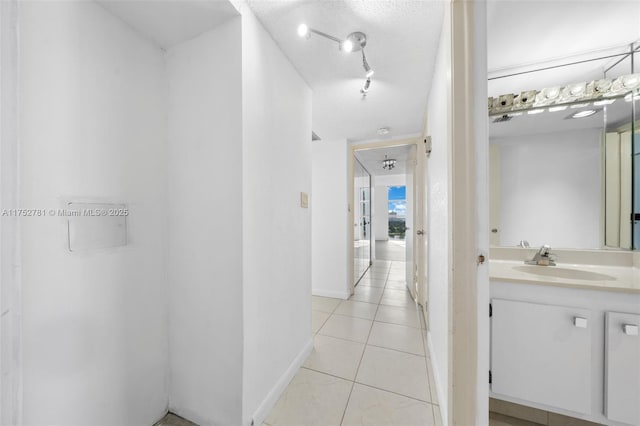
[605,312,640,425]
[491,280,640,426]
[491,299,592,414]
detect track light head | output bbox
[362,50,374,78]
[297,24,309,38]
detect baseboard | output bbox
[250,337,314,426]
[427,332,447,426]
[312,288,350,299]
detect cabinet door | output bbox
[491,299,591,414]
[605,312,640,425]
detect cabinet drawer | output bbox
[605,312,640,425]
[491,299,591,414]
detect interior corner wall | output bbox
[166,18,244,426]
[19,2,168,424]
[311,138,350,299]
[426,3,452,424]
[240,7,313,425]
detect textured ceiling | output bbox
[247,0,444,142]
[355,144,413,176]
[97,0,239,49]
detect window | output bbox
[388,186,406,239]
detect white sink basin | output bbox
[513,265,616,282]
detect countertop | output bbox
[490,259,640,293]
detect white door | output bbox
[416,139,428,322]
[405,145,417,299]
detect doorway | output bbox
[349,140,422,300]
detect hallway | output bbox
[374,239,406,262]
[264,260,441,426]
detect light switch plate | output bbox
[300,192,309,208]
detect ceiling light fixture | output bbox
[377,127,390,135]
[570,109,598,119]
[382,155,396,171]
[297,23,375,86]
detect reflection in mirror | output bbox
[353,158,371,284]
[488,43,639,250]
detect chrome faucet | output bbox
[525,245,556,266]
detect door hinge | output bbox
[489,370,492,384]
[489,303,492,318]
[424,136,432,156]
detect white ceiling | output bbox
[97,0,239,49]
[355,144,413,176]
[487,0,640,138]
[487,0,640,96]
[247,0,444,142]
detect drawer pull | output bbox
[573,317,588,328]
[623,324,639,336]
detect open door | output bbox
[405,144,420,299]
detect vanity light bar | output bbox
[488,73,640,116]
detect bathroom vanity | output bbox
[489,249,640,426]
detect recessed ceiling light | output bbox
[593,99,615,106]
[548,106,568,112]
[570,109,598,119]
[377,127,390,135]
[570,102,590,108]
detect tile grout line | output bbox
[352,381,439,405]
[338,264,385,426]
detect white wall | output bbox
[311,139,350,298]
[374,185,389,241]
[426,4,451,424]
[19,2,168,424]
[493,128,601,249]
[165,18,244,426]
[240,6,313,425]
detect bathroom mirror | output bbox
[488,44,639,250]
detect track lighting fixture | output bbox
[297,23,375,83]
[361,78,371,93]
[362,50,374,78]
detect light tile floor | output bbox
[264,260,442,426]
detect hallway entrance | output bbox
[270,259,441,426]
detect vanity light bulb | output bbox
[542,87,560,100]
[568,83,586,96]
[621,74,639,89]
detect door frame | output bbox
[1,0,22,424]
[347,137,422,298]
